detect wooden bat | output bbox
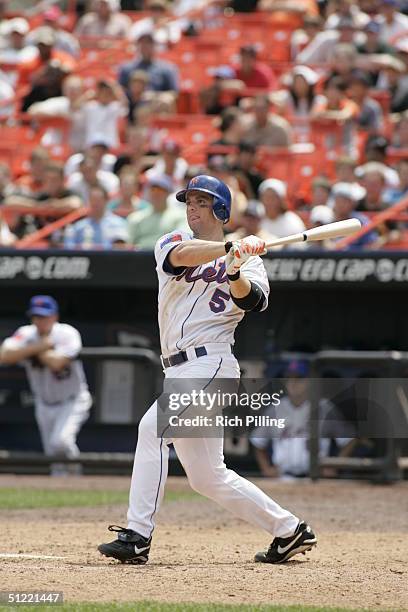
[264,218,362,249]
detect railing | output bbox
[335,195,408,250]
[0,346,162,472]
[309,350,408,482]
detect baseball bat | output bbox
[264,218,362,249]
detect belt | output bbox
[40,394,76,406]
[161,343,232,369]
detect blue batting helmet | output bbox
[176,175,232,224]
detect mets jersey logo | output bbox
[175,261,228,284]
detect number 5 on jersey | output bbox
[209,288,231,313]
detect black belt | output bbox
[161,346,207,369]
[41,394,76,406]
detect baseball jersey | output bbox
[2,323,88,405]
[250,398,353,476]
[154,230,270,357]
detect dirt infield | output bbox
[1,475,407,610]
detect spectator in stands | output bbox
[126,70,150,123]
[113,125,150,175]
[199,66,239,115]
[225,199,274,242]
[241,94,293,148]
[335,155,358,183]
[347,70,383,132]
[0,162,15,203]
[17,27,76,90]
[27,75,87,152]
[118,31,179,93]
[108,167,142,215]
[0,17,36,64]
[272,65,324,123]
[297,16,359,64]
[312,76,358,152]
[145,138,188,190]
[361,139,399,186]
[325,0,370,30]
[384,159,408,204]
[67,155,119,203]
[34,162,82,209]
[230,141,265,199]
[356,166,388,211]
[356,20,394,56]
[65,184,128,249]
[379,56,408,113]
[75,0,132,38]
[127,174,187,248]
[308,204,335,230]
[211,107,246,147]
[232,44,277,90]
[65,142,116,180]
[310,177,332,208]
[77,79,127,150]
[291,15,323,60]
[329,43,358,82]
[0,216,16,246]
[308,204,336,247]
[5,162,82,239]
[391,111,408,148]
[333,156,366,203]
[128,0,182,49]
[0,69,14,116]
[380,0,408,45]
[15,147,50,196]
[250,359,354,479]
[27,6,80,58]
[331,181,379,248]
[258,178,306,241]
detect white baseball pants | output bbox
[127,353,299,539]
[35,390,92,458]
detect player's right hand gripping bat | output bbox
[264,218,362,250]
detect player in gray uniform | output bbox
[99,176,317,564]
[0,295,92,475]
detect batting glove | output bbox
[225,236,266,280]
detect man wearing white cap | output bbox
[258,179,306,245]
[332,182,378,249]
[0,17,36,64]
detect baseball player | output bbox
[0,295,92,475]
[98,175,317,564]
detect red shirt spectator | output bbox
[233,45,277,90]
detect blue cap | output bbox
[27,295,59,317]
[364,20,381,34]
[285,360,309,377]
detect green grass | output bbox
[0,488,200,510]
[0,604,393,612]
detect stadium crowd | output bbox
[1,0,408,249]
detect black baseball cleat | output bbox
[254,521,317,564]
[98,525,151,565]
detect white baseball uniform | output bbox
[250,398,353,477]
[2,323,91,461]
[127,230,299,539]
